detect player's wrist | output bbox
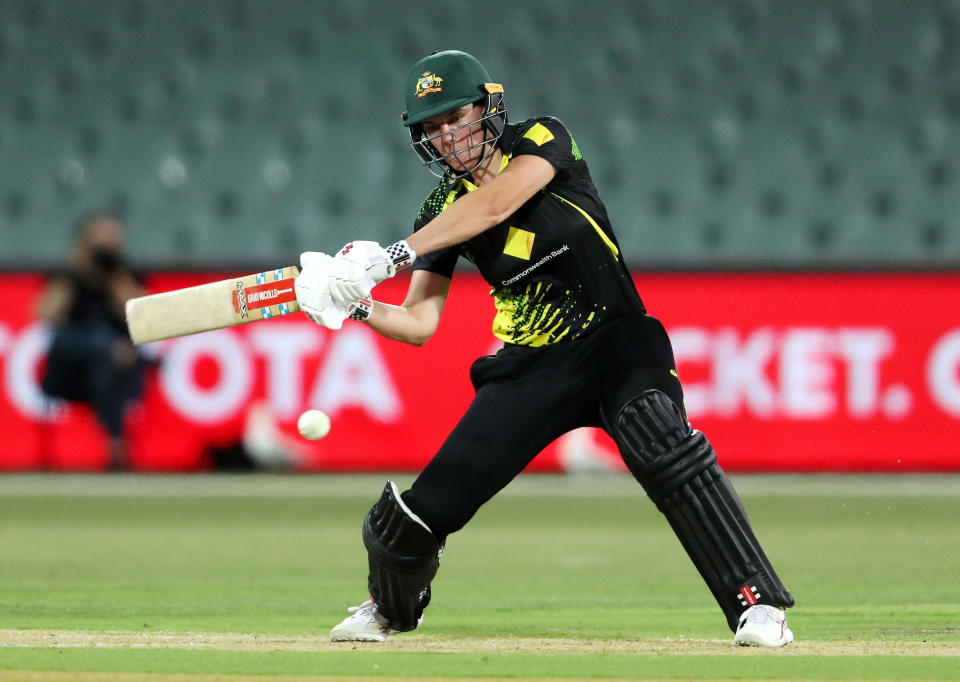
[384,240,416,275]
[348,297,374,321]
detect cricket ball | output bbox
[297,409,331,440]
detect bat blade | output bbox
[125,266,300,344]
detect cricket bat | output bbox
[125,266,300,344]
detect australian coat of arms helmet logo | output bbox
[415,71,443,98]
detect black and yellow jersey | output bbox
[411,116,645,347]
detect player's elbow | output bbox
[379,311,438,347]
[483,194,515,226]
[406,318,439,347]
[406,333,431,347]
[388,326,434,347]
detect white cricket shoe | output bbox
[330,600,394,642]
[732,604,794,647]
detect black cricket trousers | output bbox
[402,311,684,541]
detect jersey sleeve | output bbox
[508,117,581,175]
[409,184,459,279]
[410,242,459,279]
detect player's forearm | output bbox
[405,189,507,257]
[363,301,438,347]
[404,155,557,257]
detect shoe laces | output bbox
[347,600,377,617]
[347,599,392,630]
[744,605,783,625]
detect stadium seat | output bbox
[0,0,957,268]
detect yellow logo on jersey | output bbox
[523,122,555,146]
[504,227,535,260]
[415,72,443,98]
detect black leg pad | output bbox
[362,481,443,632]
[616,390,795,631]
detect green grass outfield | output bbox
[0,473,958,681]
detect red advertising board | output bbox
[1,271,958,472]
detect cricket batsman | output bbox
[294,49,796,646]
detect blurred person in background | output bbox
[295,50,795,646]
[36,212,146,471]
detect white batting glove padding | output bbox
[309,305,349,329]
[337,240,394,278]
[295,251,350,330]
[328,240,416,307]
[328,257,372,307]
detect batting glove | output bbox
[295,251,350,329]
[328,240,415,307]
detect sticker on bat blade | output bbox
[234,281,248,318]
[243,278,297,309]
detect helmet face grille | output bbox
[409,93,507,180]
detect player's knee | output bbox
[362,481,443,631]
[614,389,717,501]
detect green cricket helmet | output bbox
[401,50,508,179]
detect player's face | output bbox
[421,104,488,172]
